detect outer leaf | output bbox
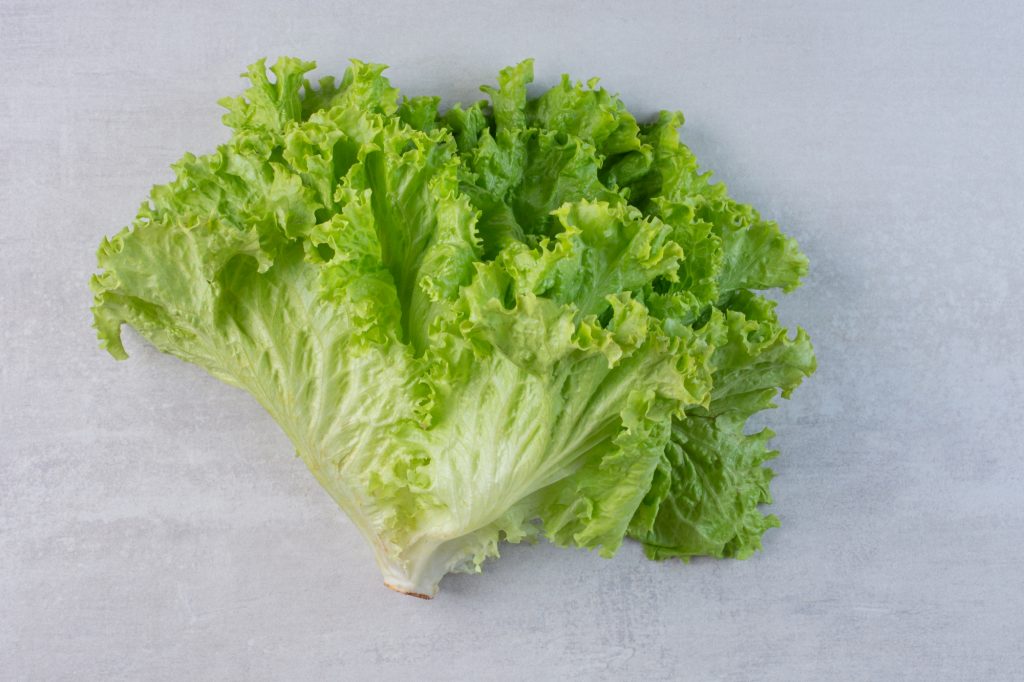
[630,292,815,559]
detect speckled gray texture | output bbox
[3,1,1023,679]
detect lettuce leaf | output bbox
[91,57,814,597]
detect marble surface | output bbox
[3,1,1023,679]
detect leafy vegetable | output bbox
[91,57,815,597]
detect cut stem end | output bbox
[383,581,435,599]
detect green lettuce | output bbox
[91,57,815,597]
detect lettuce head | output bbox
[91,57,815,598]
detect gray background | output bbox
[3,1,1022,679]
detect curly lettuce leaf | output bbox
[629,292,815,558]
[91,57,814,597]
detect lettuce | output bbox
[91,57,815,597]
